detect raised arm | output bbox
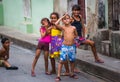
[55,13,68,30]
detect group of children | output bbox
[31,4,104,81]
[0,4,104,81]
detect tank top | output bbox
[71,17,82,37]
[51,28,61,36]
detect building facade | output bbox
[1,0,53,34]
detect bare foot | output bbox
[45,71,51,75]
[61,72,70,76]
[70,74,79,79]
[50,70,56,74]
[31,71,36,77]
[95,59,104,63]
[74,68,80,73]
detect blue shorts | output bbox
[60,44,76,62]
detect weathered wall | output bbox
[93,29,109,53]
[111,31,120,58]
[108,0,113,29]
[54,0,67,17]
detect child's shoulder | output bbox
[70,26,76,29]
[0,47,6,53]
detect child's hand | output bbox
[4,55,9,60]
[62,13,68,18]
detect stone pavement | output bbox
[0,26,120,82]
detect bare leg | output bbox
[62,61,70,75]
[83,40,104,63]
[70,61,78,79]
[50,57,56,74]
[44,50,51,75]
[31,49,41,76]
[55,60,63,81]
[57,61,63,77]
[3,60,11,67]
[70,62,75,75]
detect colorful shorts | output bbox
[60,44,76,62]
[75,36,86,47]
[50,36,63,58]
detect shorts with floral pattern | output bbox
[60,44,76,62]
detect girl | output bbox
[49,12,69,75]
[71,4,104,63]
[31,18,51,77]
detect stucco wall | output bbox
[31,0,53,34]
[54,0,67,17]
[3,0,53,34]
[111,31,120,58]
[3,0,24,29]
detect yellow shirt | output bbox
[51,29,61,36]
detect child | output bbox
[71,4,104,63]
[49,12,69,75]
[31,18,51,77]
[0,38,18,70]
[55,14,78,81]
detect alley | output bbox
[0,43,107,82]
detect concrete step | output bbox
[101,40,111,56]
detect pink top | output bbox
[39,27,51,43]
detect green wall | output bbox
[3,0,24,29]
[31,0,53,34]
[0,2,3,25]
[3,0,53,34]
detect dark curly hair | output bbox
[1,38,9,44]
[72,4,81,11]
[50,12,59,19]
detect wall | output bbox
[3,0,24,30]
[111,31,120,59]
[3,0,53,34]
[86,0,98,39]
[31,0,53,34]
[54,0,67,17]
[0,2,3,25]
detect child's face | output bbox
[3,40,10,48]
[50,14,58,24]
[42,20,49,27]
[62,15,71,25]
[72,9,80,16]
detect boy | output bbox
[0,38,18,70]
[55,14,78,81]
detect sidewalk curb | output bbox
[76,59,120,82]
